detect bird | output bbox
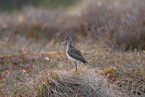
[61,36,88,74]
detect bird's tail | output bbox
[84,62,88,65]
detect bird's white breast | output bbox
[66,52,79,62]
[66,43,79,62]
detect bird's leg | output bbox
[74,62,78,75]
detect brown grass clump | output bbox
[8,67,122,97]
[100,67,145,95]
[92,48,145,96]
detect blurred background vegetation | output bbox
[0,0,145,50]
[0,0,77,12]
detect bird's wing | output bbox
[70,46,82,55]
[68,46,87,63]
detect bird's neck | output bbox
[66,42,73,51]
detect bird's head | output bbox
[61,36,72,44]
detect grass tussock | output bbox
[100,67,145,95]
[7,67,122,97]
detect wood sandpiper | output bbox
[61,36,88,74]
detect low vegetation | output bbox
[0,37,144,96]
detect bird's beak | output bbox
[60,39,65,42]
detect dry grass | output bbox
[2,67,122,97]
[0,37,145,96]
